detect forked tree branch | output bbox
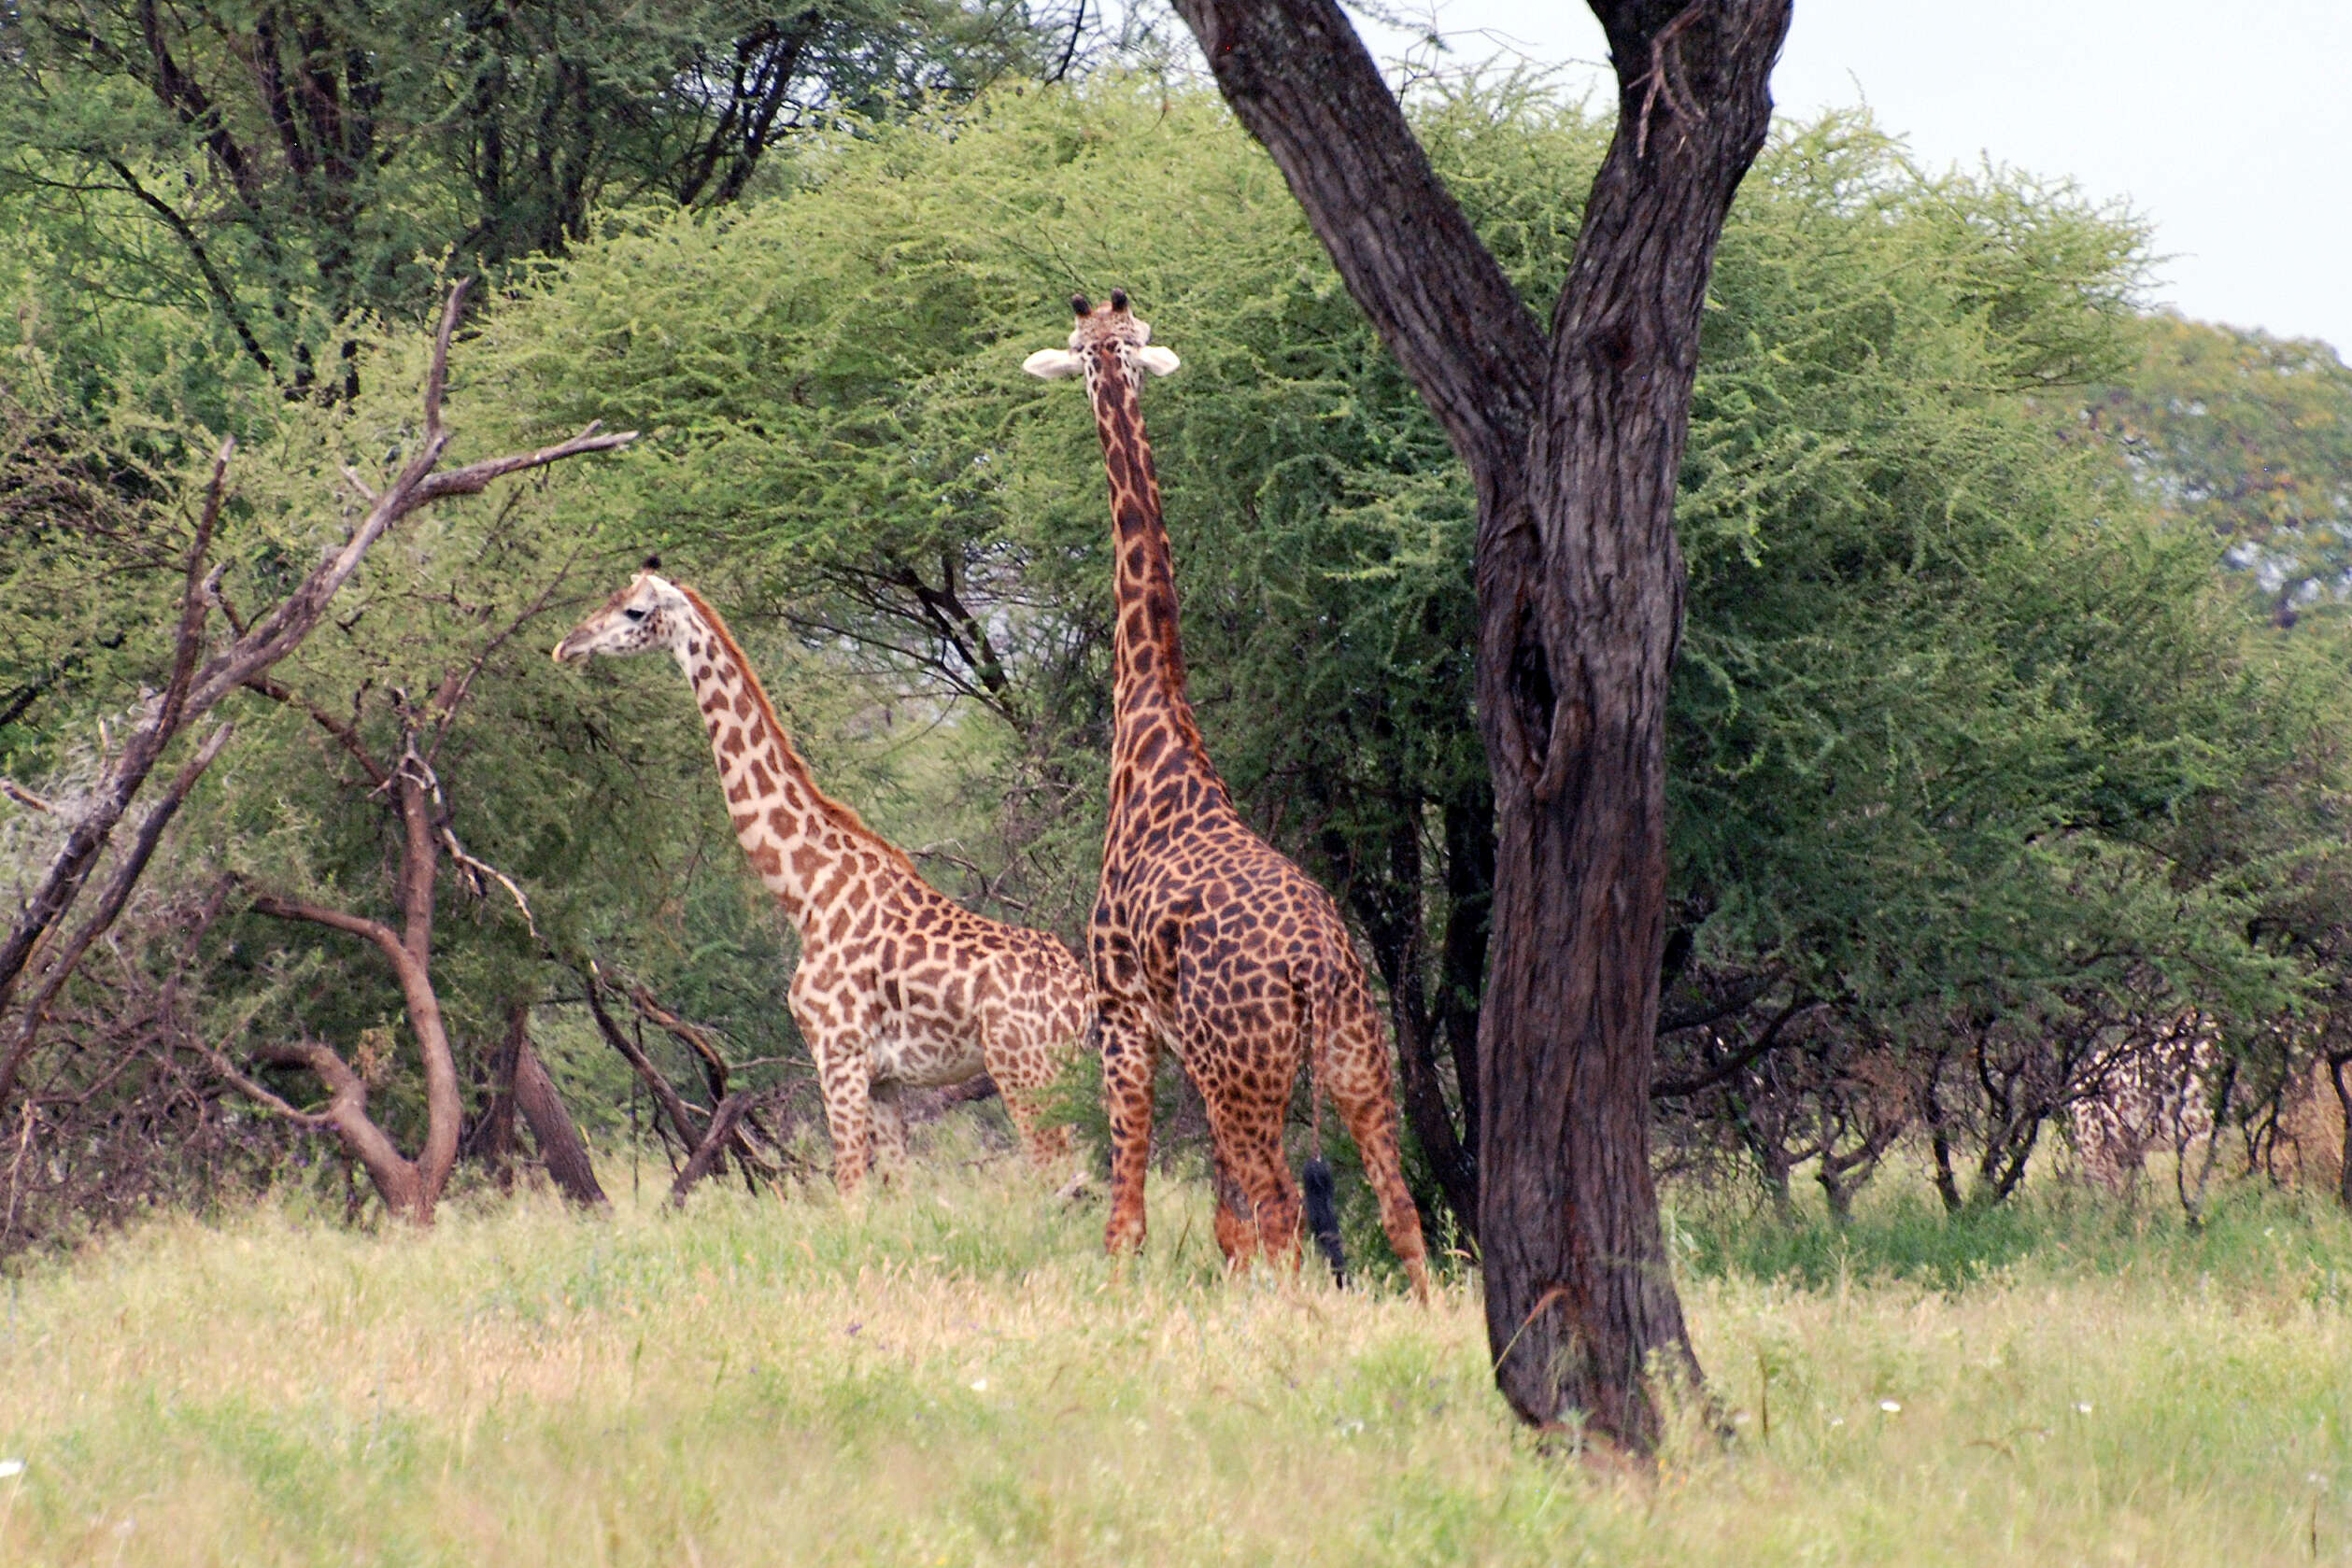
[0,279,634,1119]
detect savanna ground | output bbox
[3,1127,2348,1567]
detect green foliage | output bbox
[2089,314,2352,621]
[483,81,2330,1052]
[0,0,1071,403]
[1673,120,2306,1020]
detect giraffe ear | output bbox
[1134,346,1181,378]
[1023,347,1084,380]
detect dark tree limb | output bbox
[0,440,234,1060]
[0,723,234,1104]
[580,964,704,1163]
[670,1092,754,1207]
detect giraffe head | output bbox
[551,558,696,665]
[1022,290,1180,387]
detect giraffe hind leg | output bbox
[1325,991,1432,1301]
[808,1027,875,1199]
[1200,1082,1301,1278]
[984,1018,1079,1176]
[870,1079,910,1183]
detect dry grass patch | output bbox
[3,1147,2349,1564]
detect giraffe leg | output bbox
[1200,1081,1300,1277]
[1325,995,1432,1301]
[1209,1139,1254,1267]
[809,1030,875,1200]
[870,1079,910,1183]
[999,1079,1074,1173]
[982,1013,1077,1176]
[1098,996,1160,1259]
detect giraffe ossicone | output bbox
[1029,290,1432,1298]
[553,568,1095,1197]
[1023,292,1179,382]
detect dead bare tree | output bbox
[0,281,634,1123]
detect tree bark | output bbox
[669,1092,753,1207]
[1169,0,1788,1448]
[513,1028,607,1208]
[248,889,462,1222]
[470,1010,521,1183]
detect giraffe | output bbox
[1025,290,1431,1296]
[553,565,1092,1195]
[2068,1012,2218,1194]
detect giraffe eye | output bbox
[623,607,648,622]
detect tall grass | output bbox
[3,1137,2349,1565]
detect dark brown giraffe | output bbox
[1026,291,1431,1295]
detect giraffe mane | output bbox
[674,583,918,877]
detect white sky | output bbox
[1347,1,2352,355]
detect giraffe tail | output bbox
[1301,964,1346,1287]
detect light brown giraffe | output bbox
[1026,291,1431,1295]
[554,567,1092,1194]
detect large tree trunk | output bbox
[1170,0,1787,1448]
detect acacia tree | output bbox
[1168,0,1790,1445]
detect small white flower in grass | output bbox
[1828,1418,1846,1429]
[970,1378,988,1392]
[0,1460,22,1479]
[2073,1401,2093,1416]
[1877,1400,1902,1415]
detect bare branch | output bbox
[442,826,545,948]
[241,674,388,784]
[195,1033,334,1131]
[0,721,234,1095]
[0,782,52,814]
[413,423,637,504]
[1,280,631,1118]
[669,1092,753,1206]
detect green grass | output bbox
[4,1138,2351,1565]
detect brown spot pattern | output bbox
[1061,296,1429,1297]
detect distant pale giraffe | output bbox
[1027,290,1431,1296]
[2069,1014,2217,1194]
[555,565,1092,1194]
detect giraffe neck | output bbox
[671,586,911,935]
[1084,344,1218,779]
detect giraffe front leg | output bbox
[1098,997,1160,1260]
